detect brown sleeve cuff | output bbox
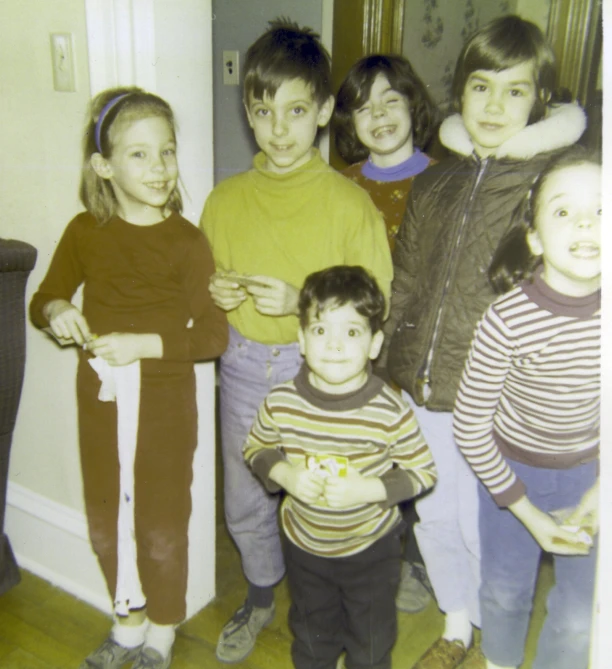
[379,468,417,509]
[250,449,286,494]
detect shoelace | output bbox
[229,601,253,628]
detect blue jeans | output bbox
[219,327,303,587]
[479,459,598,669]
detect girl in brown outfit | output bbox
[30,88,228,669]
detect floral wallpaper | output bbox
[401,0,550,110]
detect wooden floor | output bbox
[0,523,553,669]
[0,436,554,668]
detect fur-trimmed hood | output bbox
[439,102,587,160]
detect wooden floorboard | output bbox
[0,520,555,668]
[0,428,555,668]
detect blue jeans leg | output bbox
[219,327,303,587]
[479,483,541,666]
[479,460,597,669]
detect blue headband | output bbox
[94,93,131,153]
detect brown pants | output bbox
[77,354,197,624]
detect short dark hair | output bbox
[488,145,600,293]
[451,15,556,124]
[334,54,438,164]
[299,266,386,333]
[243,17,332,107]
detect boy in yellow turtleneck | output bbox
[199,17,392,665]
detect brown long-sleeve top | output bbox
[30,211,228,365]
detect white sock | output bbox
[486,661,517,669]
[145,622,176,658]
[442,609,472,647]
[111,618,148,648]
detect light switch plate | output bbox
[50,33,76,92]
[222,50,240,86]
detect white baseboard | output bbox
[5,365,217,619]
[6,481,113,614]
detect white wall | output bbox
[1,0,91,509]
[2,0,217,616]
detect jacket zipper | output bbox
[417,157,489,401]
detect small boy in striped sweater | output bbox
[243,265,436,669]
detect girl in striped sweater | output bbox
[453,146,600,669]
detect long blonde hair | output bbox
[79,86,183,225]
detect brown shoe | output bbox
[457,645,486,668]
[412,638,467,669]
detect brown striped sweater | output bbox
[453,268,600,507]
[243,366,437,557]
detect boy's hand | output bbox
[43,299,92,346]
[209,273,248,312]
[245,276,300,316]
[270,461,325,504]
[509,495,592,555]
[566,480,599,537]
[86,333,162,366]
[323,465,386,509]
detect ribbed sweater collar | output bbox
[250,148,328,192]
[361,149,430,182]
[293,363,384,411]
[523,266,601,318]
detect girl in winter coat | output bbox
[379,15,587,669]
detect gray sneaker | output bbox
[78,637,141,669]
[131,647,172,669]
[216,600,275,664]
[396,561,433,613]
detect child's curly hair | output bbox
[334,54,438,164]
[299,265,386,334]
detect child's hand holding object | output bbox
[322,465,387,508]
[44,298,92,346]
[564,480,599,538]
[243,276,300,317]
[510,495,593,556]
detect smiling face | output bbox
[245,78,334,174]
[461,61,537,157]
[298,302,384,395]
[93,115,178,225]
[351,73,414,167]
[527,162,602,296]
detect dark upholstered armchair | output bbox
[0,239,37,595]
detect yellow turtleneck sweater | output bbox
[200,149,392,345]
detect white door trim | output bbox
[85,0,157,94]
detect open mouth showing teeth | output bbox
[373,126,394,138]
[146,182,168,189]
[570,241,599,258]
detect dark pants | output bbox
[400,500,423,564]
[284,530,402,669]
[78,355,197,624]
